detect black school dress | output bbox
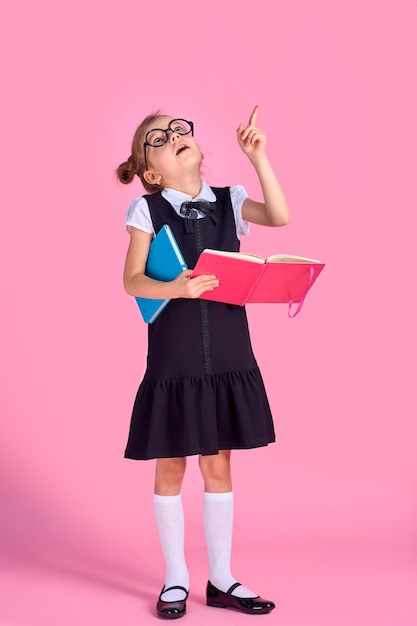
[124,186,275,460]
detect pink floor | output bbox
[1,540,416,626]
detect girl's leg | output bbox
[154,457,189,602]
[199,451,257,598]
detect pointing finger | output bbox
[249,105,259,126]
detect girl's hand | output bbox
[171,270,219,299]
[236,105,267,164]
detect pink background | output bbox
[1,0,416,624]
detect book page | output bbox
[202,249,322,264]
[202,249,265,263]
[266,253,322,263]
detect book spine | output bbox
[165,225,187,270]
[149,299,171,324]
[243,263,268,304]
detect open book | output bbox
[192,249,325,316]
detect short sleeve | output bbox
[229,184,250,237]
[125,197,154,235]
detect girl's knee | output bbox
[157,457,186,479]
[199,451,231,486]
[155,457,187,494]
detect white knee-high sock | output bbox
[154,494,189,602]
[203,491,257,598]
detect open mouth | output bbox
[176,144,188,155]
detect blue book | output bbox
[135,224,188,324]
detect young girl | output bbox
[117,106,289,618]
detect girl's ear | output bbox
[143,169,162,186]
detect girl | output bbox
[117,106,289,618]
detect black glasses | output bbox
[143,118,194,169]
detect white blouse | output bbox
[125,180,250,238]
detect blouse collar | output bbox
[161,180,216,214]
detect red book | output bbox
[191,249,325,317]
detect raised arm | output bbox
[236,106,290,227]
[123,226,219,299]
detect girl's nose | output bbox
[169,131,180,142]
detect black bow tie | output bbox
[180,200,217,224]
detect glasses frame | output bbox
[143,118,194,170]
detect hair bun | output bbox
[116,156,137,184]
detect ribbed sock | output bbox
[154,493,189,602]
[203,491,257,598]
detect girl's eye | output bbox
[173,124,186,134]
[148,131,166,146]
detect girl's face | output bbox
[143,115,202,186]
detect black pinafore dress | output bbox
[125,186,275,460]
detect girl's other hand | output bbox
[172,270,219,299]
[236,105,267,163]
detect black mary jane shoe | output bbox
[206,581,275,614]
[156,585,189,619]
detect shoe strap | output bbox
[226,582,242,595]
[161,585,189,597]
